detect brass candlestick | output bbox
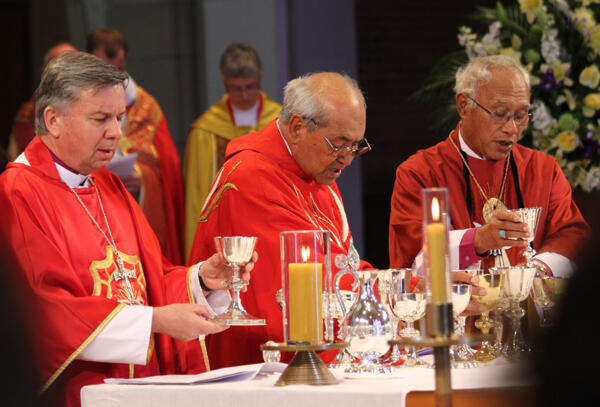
[260,342,348,386]
[428,302,453,407]
[390,304,490,407]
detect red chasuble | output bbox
[0,138,203,407]
[188,120,370,369]
[123,86,185,265]
[389,123,590,269]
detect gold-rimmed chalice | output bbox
[531,275,568,328]
[472,267,505,362]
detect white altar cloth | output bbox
[81,359,532,407]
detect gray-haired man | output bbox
[0,51,256,406]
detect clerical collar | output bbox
[55,163,90,188]
[232,101,259,126]
[276,119,293,156]
[458,127,486,160]
[48,151,90,188]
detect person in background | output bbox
[7,41,77,160]
[87,28,185,264]
[184,43,281,258]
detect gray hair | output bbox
[220,43,262,77]
[454,55,530,108]
[34,51,127,134]
[279,72,366,130]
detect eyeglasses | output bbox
[466,94,532,128]
[303,117,371,157]
[225,83,260,95]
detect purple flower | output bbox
[583,139,599,160]
[541,69,557,92]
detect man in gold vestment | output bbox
[184,43,281,257]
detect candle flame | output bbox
[301,246,310,262]
[432,197,440,221]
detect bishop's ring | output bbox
[499,230,506,238]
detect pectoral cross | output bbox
[113,255,139,305]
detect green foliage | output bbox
[414,0,600,192]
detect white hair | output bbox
[279,72,365,129]
[454,55,530,109]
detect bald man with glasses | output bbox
[389,55,589,279]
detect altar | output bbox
[80,359,534,407]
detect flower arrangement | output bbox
[423,1,600,192]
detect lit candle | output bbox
[288,246,323,343]
[427,197,448,304]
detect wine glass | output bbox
[450,283,478,368]
[531,275,568,328]
[472,267,505,362]
[388,270,428,367]
[501,266,536,361]
[213,236,265,325]
[378,269,411,365]
[451,269,482,363]
[326,290,356,368]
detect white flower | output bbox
[531,100,556,131]
[458,26,481,59]
[582,166,600,192]
[480,21,503,54]
[552,0,571,16]
[541,29,561,64]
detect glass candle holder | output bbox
[422,188,451,306]
[280,230,332,345]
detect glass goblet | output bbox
[326,290,356,368]
[378,269,411,365]
[472,268,505,362]
[449,283,478,368]
[501,266,536,361]
[532,275,568,328]
[213,236,265,325]
[452,269,481,362]
[390,291,428,367]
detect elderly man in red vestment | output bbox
[390,55,590,277]
[188,72,375,368]
[87,28,185,264]
[0,51,256,407]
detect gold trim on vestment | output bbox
[186,266,211,371]
[200,340,211,371]
[146,335,155,365]
[187,266,196,304]
[41,303,127,393]
[199,162,242,222]
[89,246,147,304]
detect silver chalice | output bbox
[213,236,265,325]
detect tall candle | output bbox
[427,197,448,304]
[288,248,323,343]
